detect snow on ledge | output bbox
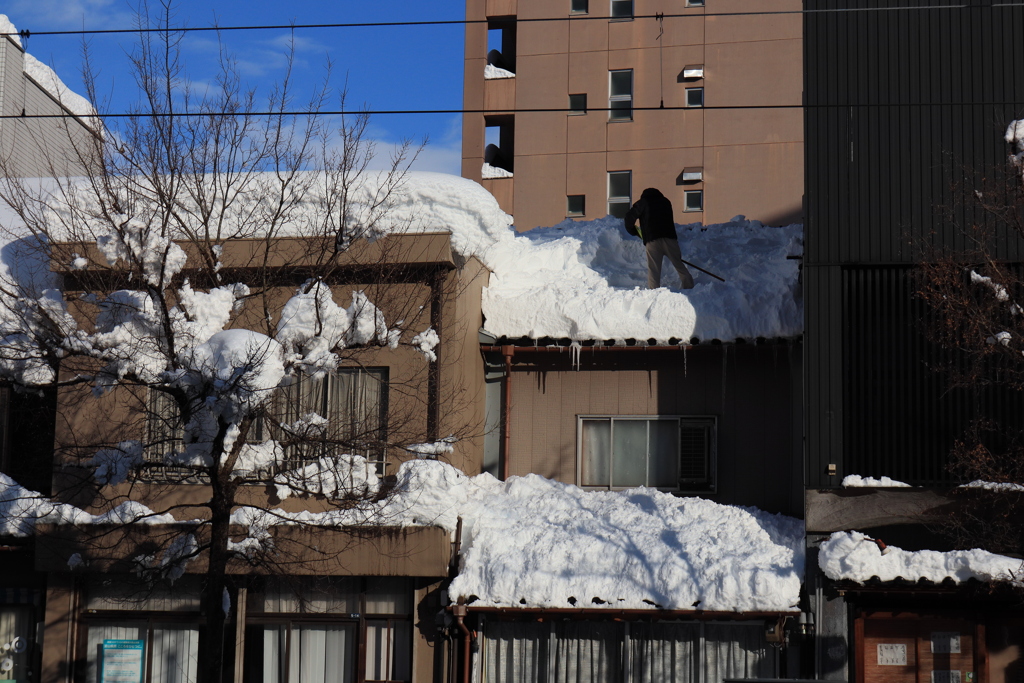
[818,531,1023,585]
[481,162,513,179]
[484,64,515,79]
[960,480,1024,493]
[842,475,911,488]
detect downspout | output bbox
[501,345,514,480]
[452,604,473,683]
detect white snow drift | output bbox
[819,531,1022,585]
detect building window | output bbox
[687,0,705,5]
[81,577,203,683]
[608,69,633,121]
[486,17,517,74]
[684,189,704,212]
[147,368,389,478]
[610,0,634,18]
[269,367,389,474]
[686,87,704,108]
[571,0,589,12]
[578,415,716,490]
[483,619,776,683]
[245,577,413,683]
[607,171,632,219]
[568,93,587,114]
[567,195,586,216]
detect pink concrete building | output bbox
[462,0,804,230]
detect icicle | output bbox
[570,340,582,371]
[683,344,687,377]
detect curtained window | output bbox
[246,577,412,683]
[483,620,776,683]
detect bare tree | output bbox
[0,4,479,682]
[915,123,1024,556]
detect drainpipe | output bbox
[452,604,473,683]
[500,345,514,480]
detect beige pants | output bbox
[646,237,694,289]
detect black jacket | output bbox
[624,188,676,245]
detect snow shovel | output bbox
[681,258,726,282]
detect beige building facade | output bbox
[463,0,804,230]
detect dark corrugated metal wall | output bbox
[805,0,1024,487]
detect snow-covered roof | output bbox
[818,531,1023,586]
[2,172,802,344]
[1,457,804,613]
[0,15,95,119]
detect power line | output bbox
[1,3,1022,40]
[6,102,1024,120]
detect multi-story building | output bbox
[462,0,804,230]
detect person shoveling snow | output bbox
[624,187,695,289]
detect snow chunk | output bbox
[230,441,284,479]
[405,437,456,458]
[1006,120,1024,171]
[484,64,515,79]
[482,163,513,179]
[183,329,285,416]
[411,327,440,362]
[842,475,911,488]
[987,331,1012,346]
[819,531,1023,585]
[277,283,390,377]
[67,553,84,570]
[273,453,380,501]
[971,270,1010,301]
[89,441,144,486]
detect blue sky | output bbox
[2,1,467,173]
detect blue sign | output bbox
[101,640,144,683]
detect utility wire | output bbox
[7,103,1024,120]
[1,3,1022,39]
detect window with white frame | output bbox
[608,171,632,219]
[579,415,716,490]
[608,69,633,121]
[610,0,634,18]
[687,0,705,6]
[686,87,704,108]
[244,577,413,683]
[482,619,776,683]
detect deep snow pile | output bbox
[0,15,95,119]
[0,457,803,612]
[1,172,801,344]
[819,531,1022,585]
[228,460,804,612]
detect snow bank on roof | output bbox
[961,480,1024,493]
[482,215,802,342]
[3,172,801,343]
[819,531,1022,585]
[0,15,95,119]
[842,475,911,488]
[226,459,803,612]
[448,473,805,611]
